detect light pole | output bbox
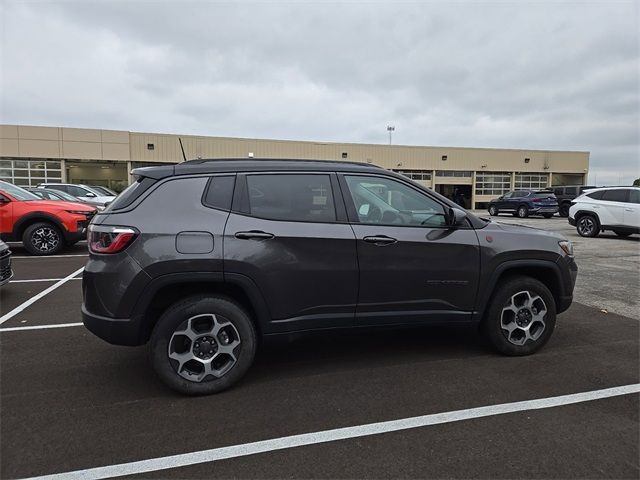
[387,125,395,145]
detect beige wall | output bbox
[1,124,590,175]
[0,125,130,161]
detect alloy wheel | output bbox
[168,313,241,382]
[31,227,60,253]
[578,217,596,236]
[500,291,547,346]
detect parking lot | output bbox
[1,217,638,479]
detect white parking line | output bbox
[10,278,82,284]
[11,254,88,259]
[0,267,84,326]
[0,322,83,332]
[24,383,640,480]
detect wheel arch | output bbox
[133,272,271,344]
[477,260,566,321]
[13,212,65,239]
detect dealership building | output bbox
[0,124,590,209]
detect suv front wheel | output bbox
[22,221,63,256]
[576,214,600,237]
[149,295,257,395]
[483,276,556,356]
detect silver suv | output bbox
[37,183,115,207]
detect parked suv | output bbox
[83,160,577,395]
[552,185,597,217]
[0,180,96,255]
[488,190,559,218]
[37,183,115,207]
[569,186,640,237]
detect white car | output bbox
[37,183,115,207]
[569,186,640,237]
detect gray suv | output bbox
[82,159,577,395]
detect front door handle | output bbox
[235,230,274,240]
[363,235,397,245]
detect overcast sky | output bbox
[1,0,638,184]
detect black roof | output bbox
[133,158,384,179]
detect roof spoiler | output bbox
[131,165,175,181]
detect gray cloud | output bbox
[1,0,638,184]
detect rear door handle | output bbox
[234,230,274,240]
[363,235,397,245]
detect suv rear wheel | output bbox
[149,295,257,395]
[516,205,529,218]
[22,222,63,255]
[488,205,498,216]
[576,214,599,237]
[483,276,556,356]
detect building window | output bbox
[392,169,432,181]
[0,158,62,187]
[524,158,530,163]
[147,143,154,150]
[475,172,511,195]
[341,152,348,159]
[441,155,448,161]
[515,173,548,190]
[435,170,472,178]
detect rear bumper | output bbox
[530,206,559,214]
[82,304,144,346]
[0,249,12,286]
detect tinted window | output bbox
[503,192,513,198]
[246,174,336,223]
[553,188,564,195]
[47,185,68,193]
[67,185,91,197]
[203,175,235,211]
[345,175,447,227]
[601,189,628,202]
[629,189,640,204]
[586,190,604,200]
[565,187,578,196]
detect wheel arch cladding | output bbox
[136,276,268,343]
[14,212,65,237]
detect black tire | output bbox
[559,204,570,217]
[149,295,257,395]
[488,205,498,216]
[542,213,554,218]
[22,222,64,256]
[517,205,529,218]
[576,214,599,237]
[613,230,632,238]
[482,275,556,356]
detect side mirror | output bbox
[497,195,504,200]
[84,192,97,198]
[448,207,467,227]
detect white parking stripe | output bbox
[11,254,88,259]
[0,267,84,326]
[0,322,83,332]
[24,383,640,480]
[10,278,82,283]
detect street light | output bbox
[387,125,395,145]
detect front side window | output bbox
[344,175,447,227]
[601,189,628,203]
[67,185,91,197]
[246,174,336,223]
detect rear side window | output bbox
[109,177,157,210]
[203,175,235,211]
[586,190,604,200]
[601,189,628,202]
[67,185,89,197]
[629,189,640,204]
[47,185,68,193]
[245,174,336,223]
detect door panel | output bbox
[599,189,628,225]
[351,224,480,325]
[623,189,640,227]
[340,174,480,326]
[224,173,358,332]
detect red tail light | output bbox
[88,225,138,254]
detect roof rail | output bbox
[180,158,384,168]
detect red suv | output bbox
[0,180,96,255]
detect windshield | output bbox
[91,185,117,196]
[0,181,40,201]
[46,189,80,201]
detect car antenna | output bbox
[178,137,187,162]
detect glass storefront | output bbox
[515,173,549,190]
[475,172,511,195]
[0,158,63,186]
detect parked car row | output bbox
[486,185,640,238]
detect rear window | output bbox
[108,177,157,210]
[601,189,628,202]
[203,175,235,211]
[533,191,555,198]
[586,190,604,200]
